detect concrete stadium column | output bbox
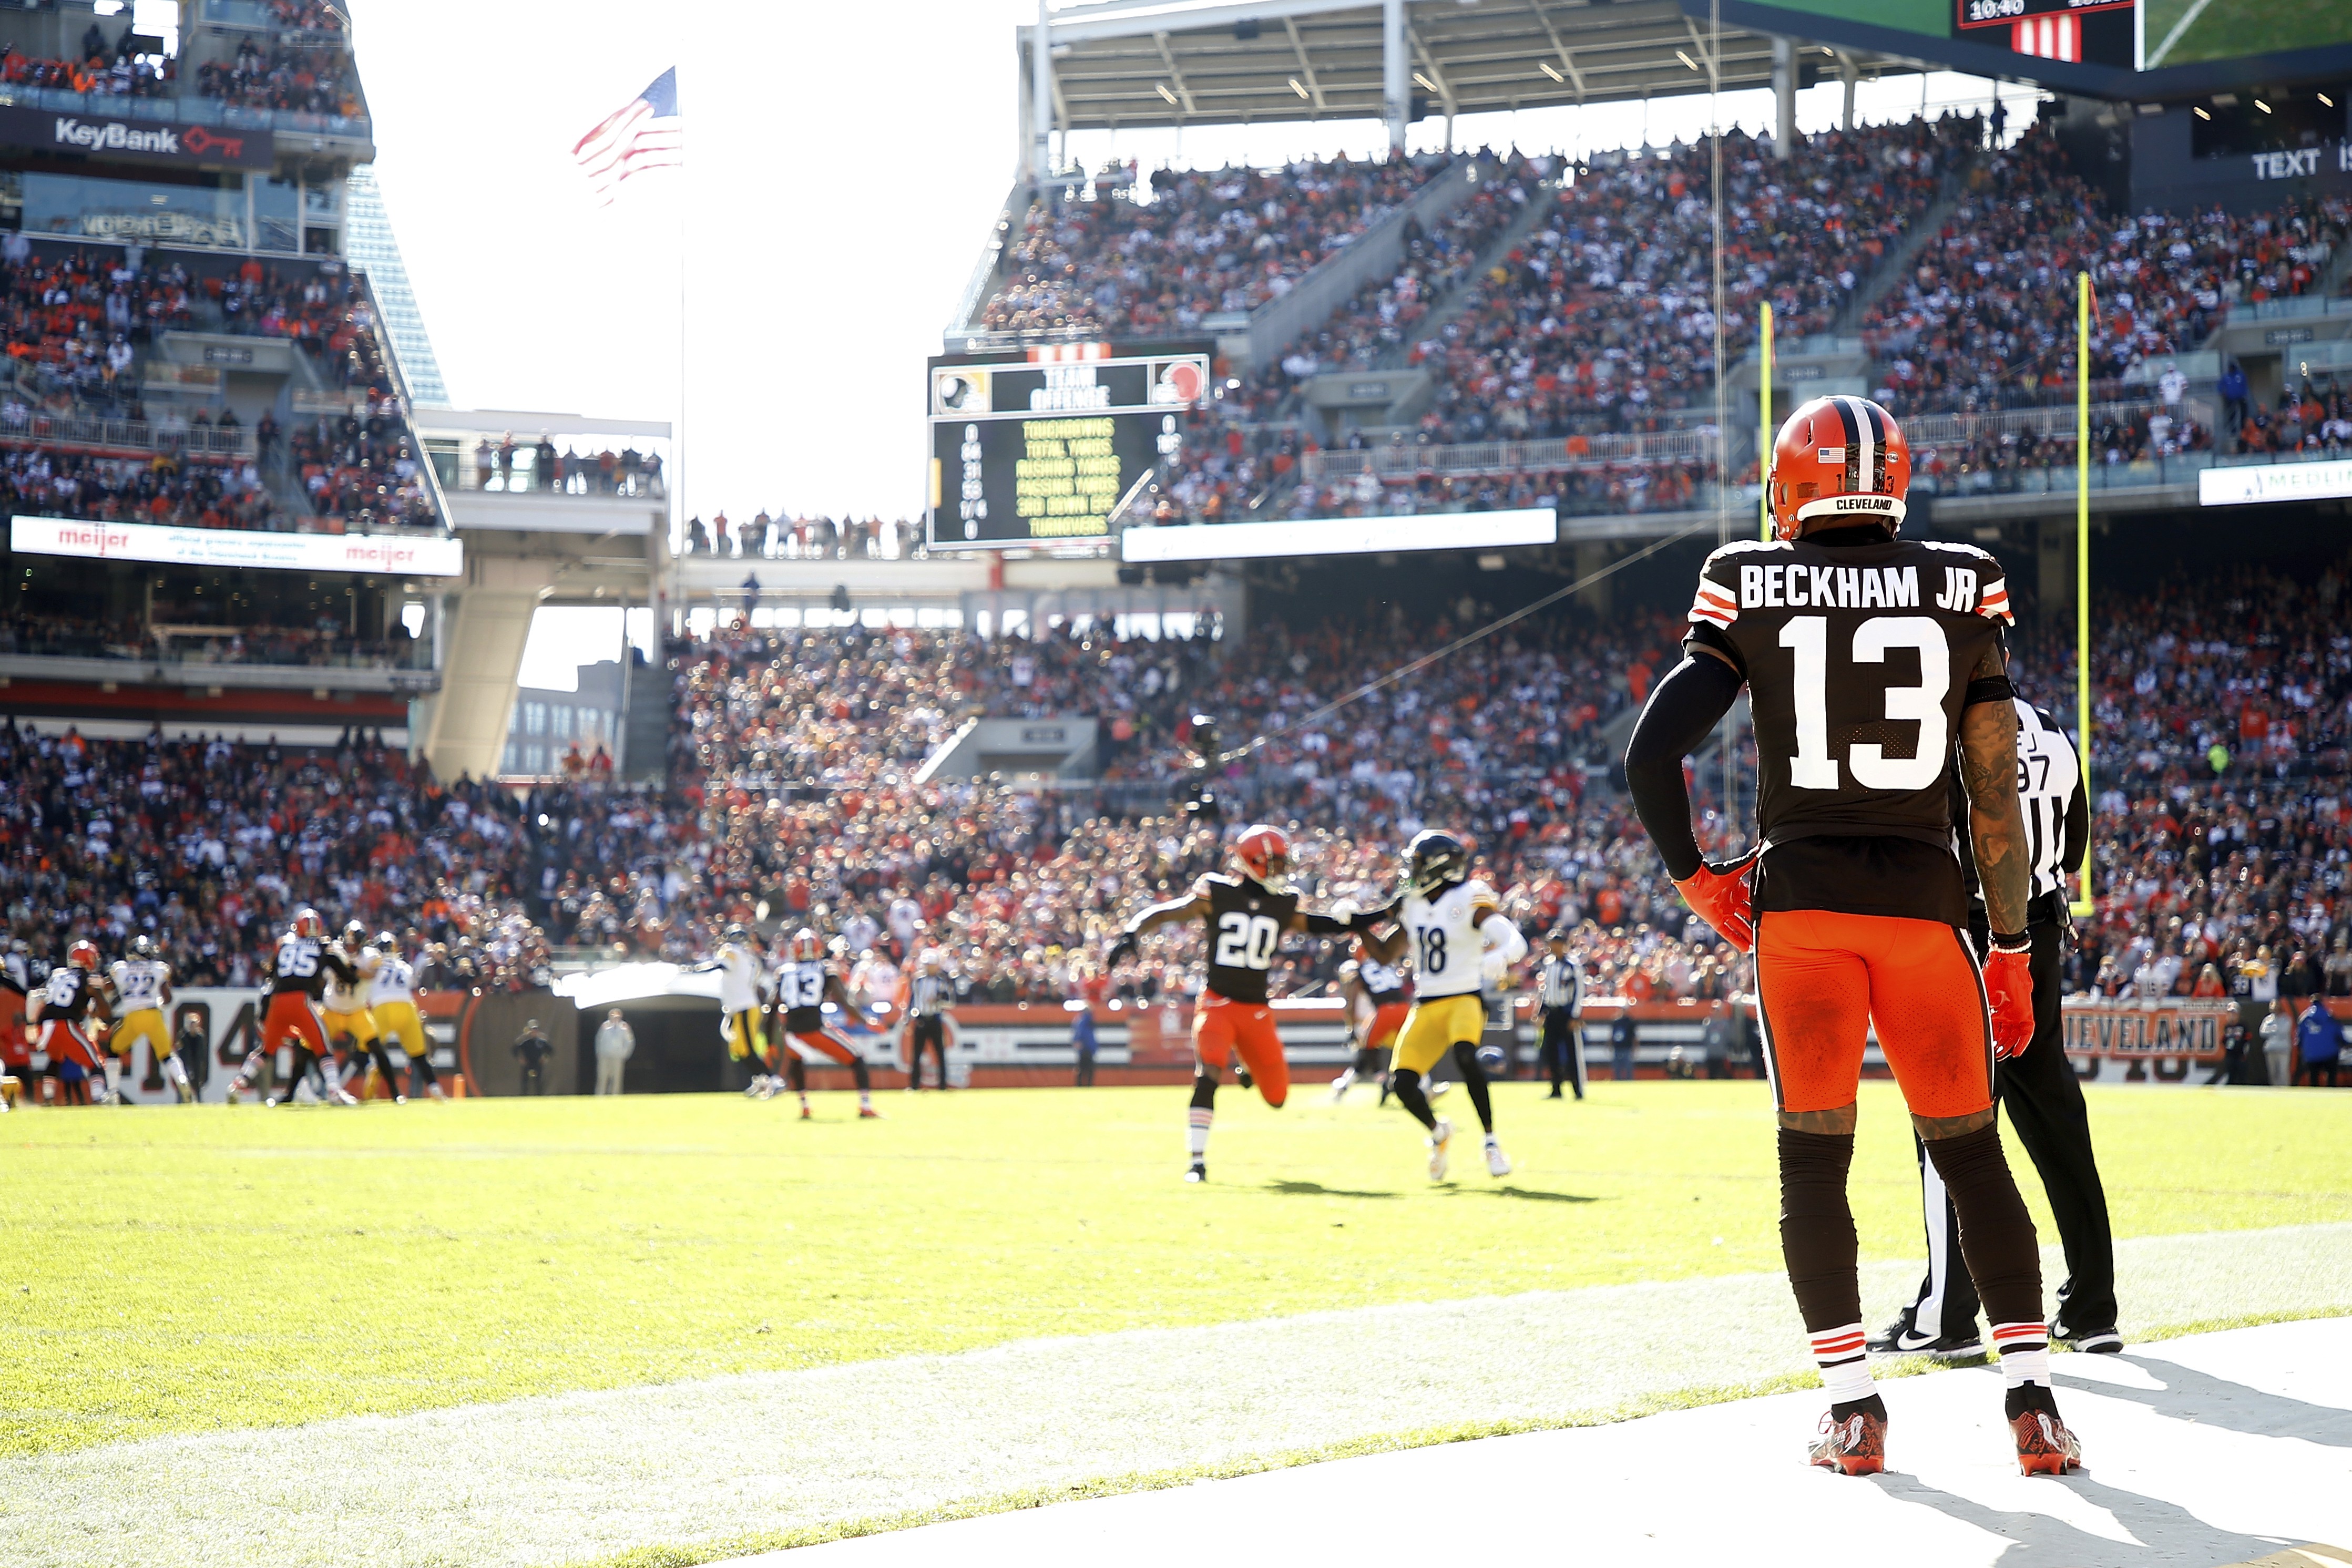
[418,588,540,783]
[2039,518,2071,618]
[1574,541,1614,615]
[1383,0,1407,158]
[1838,53,1858,132]
[1030,0,1054,186]
[1772,37,1795,160]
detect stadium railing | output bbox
[0,79,367,141]
[1304,427,1717,483]
[349,263,452,532]
[0,409,258,460]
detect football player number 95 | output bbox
[1778,613,1951,793]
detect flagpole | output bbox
[674,74,689,642]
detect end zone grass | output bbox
[3,1081,2345,1459]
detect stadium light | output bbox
[1538,61,1563,82]
[1413,71,1437,92]
[1289,77,1308,97]
[1155,83,1178,104]
[1674,48,1699,71]
[2193,107,2210,119]
[2322,93,2336,107]
[2253,99,2272,114]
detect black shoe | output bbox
[1867,1316,1986,1360]
[1184,1161,1206,1183]
[1232,1064,1254,1090]
[2052,1320,2123,1354]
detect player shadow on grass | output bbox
[1870,1470,2288,1568]
[1262,1180,1402,1200]
[2091,1354,2352,1449]
[1448,1185,1596,1203]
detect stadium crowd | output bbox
[1864,135,2350,418]
[0,448,276,530]
[979,153,1445,336]
[192,36,361,118]
[0,29,173,98]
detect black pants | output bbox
[1906,918,2117,1338]
[519,1061,546,1095]
[907,1015,948,1089]
[1540,1011,1584,1099]
[1074,1048,1096,1087]
[2297,1058,2341,1087]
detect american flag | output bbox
[574,68,682,206]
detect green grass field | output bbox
[2143,0,2350,66]
[3,1082,2347,1460]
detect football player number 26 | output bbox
[1779,614,1949,792]
[1214,912,1281,971]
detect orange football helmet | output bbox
[292,908,325,939]
[67,939,100,971]
[790,928,823,962]
[1232,824,1292,893]
[1768,395,1910,542]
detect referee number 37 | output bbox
[1780,614,1951,792]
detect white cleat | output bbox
[1328,1074,1355,1104]
[1485,1138,1513,1179]
[1427,1116,1454,1181]
[328,1088,361,1107]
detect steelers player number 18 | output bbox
[1214,912,1280,970]
[1779,613,1950,792]
[1419,928,1448,977]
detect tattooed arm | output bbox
[1957,649,2030,938]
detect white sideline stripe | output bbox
[1,1224,2346,1568]
[781,1318,2352,1567]
[2145,0,2216,67]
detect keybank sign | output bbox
[0,105,274,169]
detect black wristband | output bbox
[1990,930,2030,954]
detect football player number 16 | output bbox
[1214,912,1281,971]
[1779,614,1950,792]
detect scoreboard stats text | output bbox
[927,349,1207,550]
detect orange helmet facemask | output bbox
[1768,395,1911,543]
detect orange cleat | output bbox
[798,1103,812,1120]
[2013,1410,2083,1475]
[857,1105,882,1119]
[1807,1408,1887,1475]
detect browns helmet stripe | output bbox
[1828,396,1862,495]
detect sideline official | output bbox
[1875,694,2121,1357]
[1535,929,1585,1099]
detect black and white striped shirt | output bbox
[907,972,947,1018]
[1959,699,2087,913]
[1537,952,1583,1013]
[2013,700,2084,901]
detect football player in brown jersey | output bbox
[1625,395,2080,1478]
[1107,824,1359,1182]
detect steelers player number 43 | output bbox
[1214,913,1280,970]
[1779,614,1951,792]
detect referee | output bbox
[903,949,952,1091]
[1873,693,2122,1357]
[1536,929,1586,1100]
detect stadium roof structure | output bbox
[1021,0,1934,137]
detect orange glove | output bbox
[1983,938,2034,1060]
[1672,848,1761,953]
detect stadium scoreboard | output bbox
[926,345,1210,551]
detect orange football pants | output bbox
[1193,992,1290,1108]
[1754,910,1993,1120]
[1365,999,1411,1051]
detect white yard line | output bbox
[782,1318,2352,1568]
[1,1224,2346,1568]
[2145,0,2218,68]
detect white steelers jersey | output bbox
[372,954,416,1008]
[717,942,764,1014]
[1402,879,1497,1000]
[110,958,168,1011]
[322,950,370,1012]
